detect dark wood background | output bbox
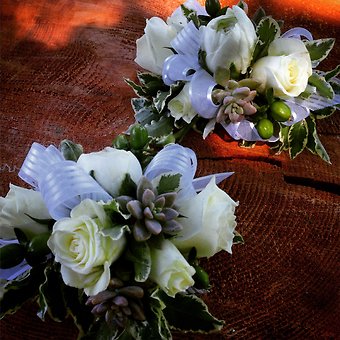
[1,0,339,338]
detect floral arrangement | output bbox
[0,129,242,339]
[129,0,340,162]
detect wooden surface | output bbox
[0,0,339,339]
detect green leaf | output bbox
[330,79,340,95]
[312,106,336,120]
[305,38,335,67]
[59,139,83,161]
[126,239,151,282]
[125,78,148,97]
[153,82,183,113]
[137,72,167,96]
[308,73,334,99]
[252,17,281,63]
[145,115,174,138]
[275,124,290,153]
[132,98,159,126]
[305,116,331,163]
[37,264,67,322]
[118,173,137,197]
[252,7,266,26]
[13,228,29,246]
[0,266,45,319]
[239,140,256,148]
[181,5,199,27]
[155,290,224,333]
[81,320,118,340]
[324,64,340,81]
[157,174,181,195]
[288,119,308,159]
[233,231,244,245]
[64,287,94,337]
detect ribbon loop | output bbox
[162,55,200,86]
[144,144,197,199]
[189,69,219,119]
[281,27,313,41]
[170,21,200,55]
[19,143,112,220]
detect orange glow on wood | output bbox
[3,0,124,48]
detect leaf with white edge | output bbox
[312,106,336,120]
[37,264,67,322]
[156,290,224,333]
[305,116,331,164]
[239,140,256,148]
[126,239,151,282]
[153,82,183,113]
[145,115,174,138]
[308,73,334,99]
[252,17,281,63]
[305,38,335,67]
[233,231,244,245]
[82,320,118,340]
[252,7,266,25]
[157,174,182,195]
[324,65,340,81]
[125,78,148,97]
[330,79,340,95]
[276,124,290,153]
[137,72,167,96]
[59,139,83,161]
[101,225,130,241]
[181,5,199,26]
[63,286,94,337]
[132,98,159,126]
[288,119,308,159]
[0,266,45,319]
[129,292,171,340]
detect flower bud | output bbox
[129,125,149,150]
[269,101,291,122]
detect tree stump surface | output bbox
[0,1,339,339]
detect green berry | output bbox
[130,125,149,150]
[256,118,274,139]
[113,134,130,150]
[270,101,291,122]
[0,244,26,269]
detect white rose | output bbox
[168,83,197,123]
[200,5,257,75]
[0,184,51,240]
[251,38,312,98]
[149,239,195,297]
[172,177,238,258]
[48,199,126,296]
[135,17,177,75]
[77,147,142,197]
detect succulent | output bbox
[86,278,146,328]
[213,79,258,124]
[116,177,183,242]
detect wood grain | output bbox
[1,0,339,339]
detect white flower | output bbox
[172,177,238,258]
[0,184,51,240]
[200,5,257,75]
[168,83,197,123]
[251,38,312,98]
[48,199,126,296]
[77,147,142,197]
[135,17,177,75]
[149,239,195,297]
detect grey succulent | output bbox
[116,176,183,242]
[86,278,146,328]
[213,79,258,124]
